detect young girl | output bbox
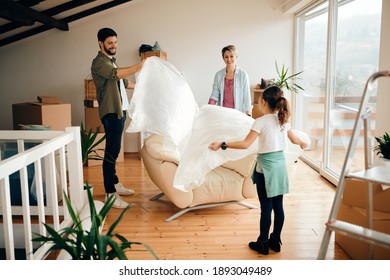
[209,85,308,255]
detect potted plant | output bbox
[374,132,390,160]
[32,185,158,260]
[80,122,116,166]
[268,61,304,94]
[80,122,106,165]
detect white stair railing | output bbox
[0,127,85,260]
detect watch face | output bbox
[221,142,227,150]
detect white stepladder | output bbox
[317,70,390,260]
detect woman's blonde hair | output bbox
[221,45,237,57]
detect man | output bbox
[91,27,143,208]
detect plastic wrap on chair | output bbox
[126,57,198,145]
[173,105,258,192]
[173,106,311,192]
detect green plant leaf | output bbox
[80,122,107,164]
[63,189,83,232]
[97,234,109,260]
[374,132,390,159]
[106,204,132,236]
[107,237,128,260]
[32,182,157,260]
[270,61,304,94]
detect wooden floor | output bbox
[83,153,351,260]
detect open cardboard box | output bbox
[343,178,390,213]
[37,95,63,104]
[335,178,390,259]
[12,96,71,131]
[336,203,390,259]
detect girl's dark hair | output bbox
[262,85,290,126]
[97,27,117,43]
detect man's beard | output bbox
[104,45,116,55]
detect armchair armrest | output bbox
[144,134,180,164]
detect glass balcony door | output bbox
[294,0,382,185]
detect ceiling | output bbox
[0,0,133,48]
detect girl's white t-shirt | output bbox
[251,113,291,154]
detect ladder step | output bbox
[348,166,390,185]
[327,220,390,248]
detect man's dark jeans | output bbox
[101,111,126,194]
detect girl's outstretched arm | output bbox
[209,130,259,151]
[288,130,308,149]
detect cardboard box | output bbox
[252,103,263,119]
[85,133,124,166]
[84,107,104,133]
[252,89,264,104]
[140,51,167,61]
[12,102,71,131]
[84,79,97,100]
[343,178,390,213]
[335,203,390,259]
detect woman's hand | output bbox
[208,142,222,151]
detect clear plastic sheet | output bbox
[284,129,311,166]
[173,105,258,191]
[126,57,198,145]
[173,106,311,192]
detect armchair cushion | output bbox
[191,166,245,207]
[144,134,180,164]
[221,154,256,178]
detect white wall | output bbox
[0,0,294,152]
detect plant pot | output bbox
[373,156,390,167]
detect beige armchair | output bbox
[140,134,258,221]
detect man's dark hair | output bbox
[97,28,117,42]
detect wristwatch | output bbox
[221,142,227,150]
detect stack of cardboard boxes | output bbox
[84,79,102,133]
[84,79,124,166]
[335,178,390,259]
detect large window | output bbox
[295,0,382,184]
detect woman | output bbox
[208,45,252,115]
